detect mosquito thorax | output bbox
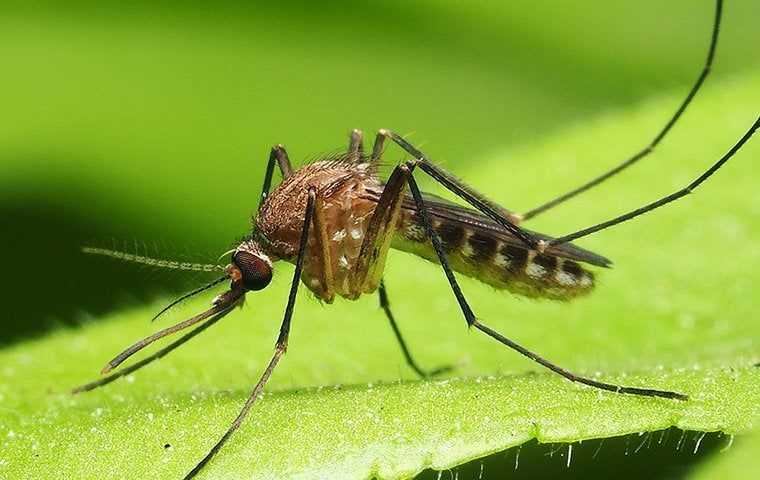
[228,243,273,291]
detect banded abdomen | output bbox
[391,193,610,300]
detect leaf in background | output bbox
[1,70,758,478]
[2,0,760,343]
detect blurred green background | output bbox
[2,0,759,343]
[1,1,759,478]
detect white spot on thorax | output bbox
[349,227,363,240]
[332,229,347,241]
[338,254,349,269]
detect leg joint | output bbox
[403,159,420,171]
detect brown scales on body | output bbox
[394,209,596,301]
[255,155,385,301]
[255,154,600,303]
[80,5,749,475]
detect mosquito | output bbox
[74,1,759,478]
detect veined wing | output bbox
[361,185,606,300]
[400,191,612,268]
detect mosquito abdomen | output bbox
[392,213,595,300]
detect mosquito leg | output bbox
[370,130,388,164]
[521,0,723,220]
[311,195,335,302]
[72,305,235,394]
[470,321,687,400]
[259,144,293,209]
[351,159,410,293]
[379,279,452,378]
[548,116,760,247]
[353,160,449,376]
[347,128,364,163]
[379,130,534,248]
[184,348,285,480]
[184,188,316,480]
[404,167,687,400]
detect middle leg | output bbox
[347,128,364,163]
[183,188,317,479]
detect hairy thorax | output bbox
[256,157,384,301]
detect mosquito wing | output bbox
[399,191,611,267]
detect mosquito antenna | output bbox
[150,275,229,323]
[82,246,224,273]
[101,288,244,374]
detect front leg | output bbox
[184,189,317,479]
[259,144,294,210]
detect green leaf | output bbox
[1,68,758,478]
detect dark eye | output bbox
[233,251,272,291]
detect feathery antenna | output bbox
[82,246,224,273]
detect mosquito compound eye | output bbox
[232,251,272,291]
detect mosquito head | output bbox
[227,242,273,292]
